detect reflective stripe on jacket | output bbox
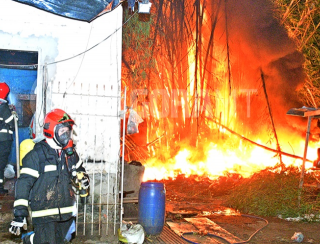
[0,102,15,141]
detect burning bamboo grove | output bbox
[121,0,320,180]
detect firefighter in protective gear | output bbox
[0,82,15,195]
[9,108,90,244]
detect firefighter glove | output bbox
[9,217,27,236]
[77,172,90,190]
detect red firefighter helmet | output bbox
[0,82,10,100]
[43,109,74,139]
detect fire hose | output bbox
[181,214,268,244]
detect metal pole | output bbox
[120,87,127,225]
[106,159,110,235]
[99,148,103,235]
[75,194,79,235]
[83,158,88,235]
[298,116,312,205]
[91,136,96,236]
[12,111,20,178]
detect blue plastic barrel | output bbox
[138,182,166,235]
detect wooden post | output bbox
[298,116,312,205]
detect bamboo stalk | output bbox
[213,119,313,163]
[260,68,284,169]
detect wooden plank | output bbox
[286,108,308,117]
[167,222,223,244]
[286,107,320,117]
[305,110,320,117]
[167,221,198,236]
[123,197,138,203]
[185,217,244,243]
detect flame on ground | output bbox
[143,137,318,182]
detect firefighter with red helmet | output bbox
[9,109,89,243]
[0,82,15,195]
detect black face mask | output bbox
[54,123,74,155]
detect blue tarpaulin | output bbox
[128,0,135,9]
[12,0,120,22]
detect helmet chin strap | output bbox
[46,138,62,149]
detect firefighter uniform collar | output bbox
[46,138,62,149]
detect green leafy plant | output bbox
[225,166,320,219]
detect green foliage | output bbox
[271,0,320,106]
[122,11,156,87]
[225,167,320,218]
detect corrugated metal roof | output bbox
[12,0,120,22]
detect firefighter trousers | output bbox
[23,217,75,244]
[0,140,12,183]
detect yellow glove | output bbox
[77,172,90,190]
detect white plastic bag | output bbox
[120,221,145,244]
[127,109,143,135]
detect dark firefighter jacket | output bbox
[13,140,84,225]
[0,102,15,141]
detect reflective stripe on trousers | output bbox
[31,206,76,218]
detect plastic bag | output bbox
[118,221,145,244]
[127,109,143,135]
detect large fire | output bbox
[143,137,317,181]
[122,0,314,183]
[137,40,315,182]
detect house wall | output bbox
[0,0,123,238]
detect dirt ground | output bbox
[1,176,320,243]
[163,176,320,244]
[165,198,320,244]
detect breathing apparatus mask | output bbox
[54,123,74,155]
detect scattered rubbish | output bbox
[291,232,304,243]
[283,216,304,222]
[118,221,145,244]
[278,214,320,222]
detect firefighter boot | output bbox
[22,232,35,244]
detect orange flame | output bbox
[143,136,318,182]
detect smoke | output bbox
[225,0,298,63]
[218,0,307,141]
